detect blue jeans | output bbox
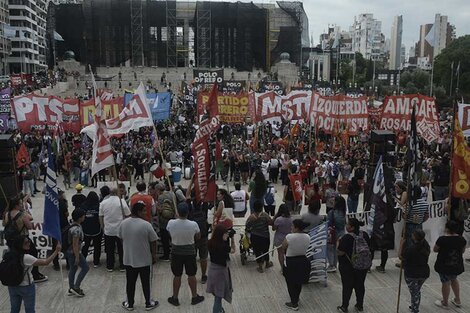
[213,295,223,313]
[347,197,358,213]
[66,251,89,289]
[327,243,337,268]
[8,283,35,313]
[23,179,34,195]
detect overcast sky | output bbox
[209,0,470,53]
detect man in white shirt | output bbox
[119,202,159,311]
[99,188,131,272]
[166,203,205,307]
[231,182,250,217]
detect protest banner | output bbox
[458,103,470,136]
[0,114,8,132]
[306,222,328,284]
[197,92,253,123]
[124,92,171,121]
[193,69,224,85]
[259,81,283,95]
[254,90,312,122]
[379,94,441,143]
[221,80,246,93]
[0,87,11,114]
[80,97,123,127]
[309,93,369,135]
[0,223,54,258]
[182,81,198,108]
[12,94,81,132]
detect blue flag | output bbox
[42,142,62,242]
[124,92,171,121]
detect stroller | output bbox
[239,228,254,265]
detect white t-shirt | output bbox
[246,125,255,136]
[20,254,37,286]
[166,219,200,245]
[231,190,247,213]
[285,233,310,257]
[99,196,131,236]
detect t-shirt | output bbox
[99,196,131,236]
[68,224,84,252]
[403,242,430,279]
[337,232,370,270]
[273,216,292,246]
[286,233,310,257]
[20,254,37,286]
[167,219,200,255]
[71,193,87,209]
[434,235,466,275]
[301,212,323,233]
[407,198,428,224]
[231,190,247,213]
[119,217,158,268]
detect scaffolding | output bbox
[166,1,177,68]
[130,0,144,67]
[195,1,211,68]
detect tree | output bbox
[434,35,470,99]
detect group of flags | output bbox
[43,68,155,243]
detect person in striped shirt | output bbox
[402,186,429,254]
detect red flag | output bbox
[291,122,300,137]
[452,118,470,199]
[289,174,303,202]
[16,143,30,168]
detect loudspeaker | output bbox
[370,130,396,143]
[0,134,16,176]
[0,175,20,220]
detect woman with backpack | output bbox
[80,191,102,267]
[2,195,47,283]
[2,235,61,313]
[337,218,371,312]
[264,181,276,216]
[433,220,466,309]
[347,177,361,213]
[326,196,347,273]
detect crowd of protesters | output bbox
[1,76,469,313]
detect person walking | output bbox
[80,191,102,267]
[337,218,371,312]
[231,182,249,218]
[248,170,267,214]
[119,202,159,311]
[433,220,466,309]
[272,204,292,268]
[246,201,273,273]
[66,209,90,297]
[4,235,61,313]
[282,219,311,311]
[166,202,205,306]
[206,223,233,313]
[71,184,87,210]
[401,229,430,313]
[99,188,130,272]
[327,196,347,273]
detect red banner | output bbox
[10,74,33,87]
[80,97,123,127]
[192,140,216,202]
[379,94,440,143]
[289,174,303,202]
[309,93,369,135]
[12,94,80,133]
[452,119,470,199]
[197,92,254,124]
[255,91,311,122]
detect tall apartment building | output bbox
[389,15,402,70]
[350,13,383,60]
[7,0,48,74]
[417,14,455,66]
[0,0,10,75]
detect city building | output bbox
[376,69,400,87]
[389,15,402,70]
[0,0,10,74]
[350,13,384,60]
[433,14,455,57]
[54,0,309,72]
[7,0,49,74]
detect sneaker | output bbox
[70,288,85,297]
[145,301,159,311]
[375,265,385,273]
[167,297,180,306]
[33,274,48,283]
[93,264,100,268]
[327,266,337,273]
[451,299,462,308]
[285,302,299,311]
[337,306,348,312]
[67,289,74,296]
[191,295,205,305]
[119,266,126,272]
[354,304,364,312]
[265,261,274,269]
[434,300,449,310]
[121,301,134,311]
[201,275,208,284]
[159,256,170,262]
[107,268,114,272]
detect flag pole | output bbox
[446,97,459,217]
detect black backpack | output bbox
[0,251,25,286]
[3,212,25,243]
[61,224,78,252]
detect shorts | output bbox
[439,273,458,283]
[195,237,208,260]
[171,254,197,277]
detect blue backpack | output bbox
[265,187,275,206]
